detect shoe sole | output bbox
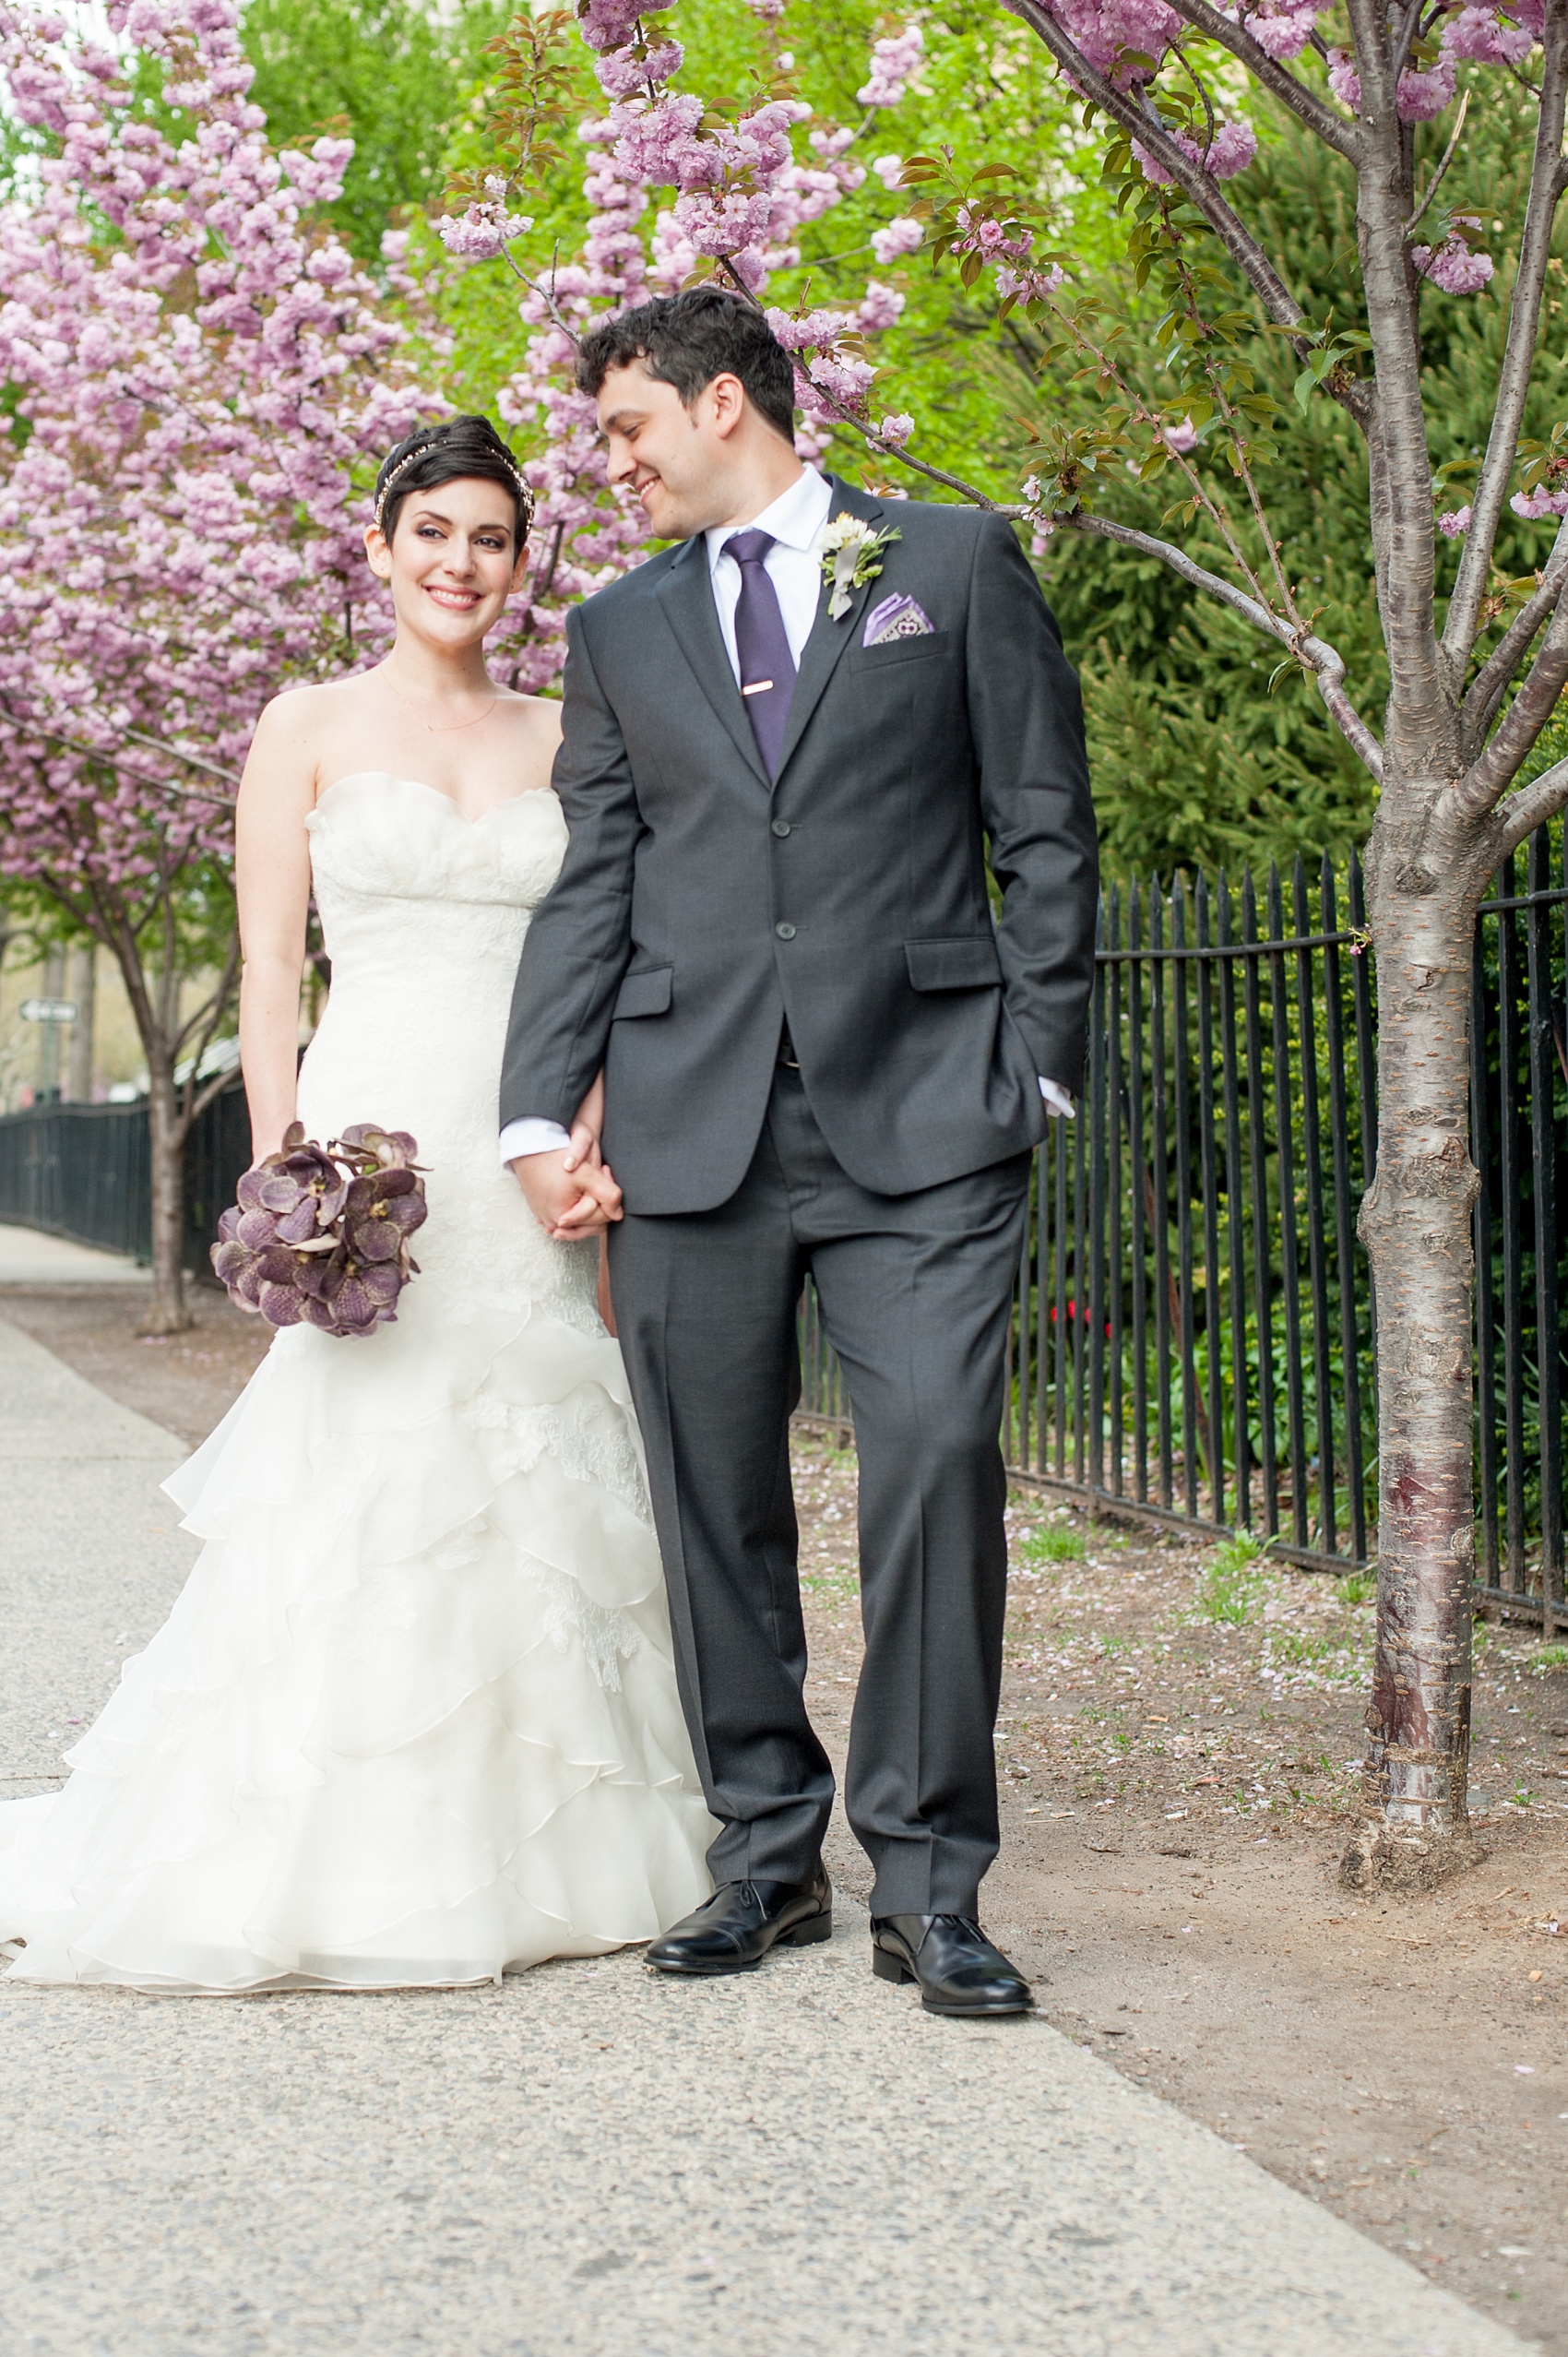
[644,1911,833,1976]
[872,1944,1034,2016]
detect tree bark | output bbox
[65,942,95,1101]
[142,1054,191,1336]
[1348,839,1485,1889]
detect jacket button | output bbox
[771,819,791,838]
[775,922,797,940]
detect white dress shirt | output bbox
[500,465,1071,1165]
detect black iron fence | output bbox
[2,855,1564,1608]
[802,826,1568,1609]
[0,1085,250,1273]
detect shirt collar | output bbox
[706,466,834,571]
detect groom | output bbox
[501,288,1097,2017]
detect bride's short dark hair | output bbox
[373,416,534,547]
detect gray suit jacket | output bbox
[501,478,1098,1214]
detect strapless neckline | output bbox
[315,771,557,831]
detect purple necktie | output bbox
[727,528,797,778]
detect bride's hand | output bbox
[511,1145,623,1239]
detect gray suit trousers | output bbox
[607,1062,1030,1917]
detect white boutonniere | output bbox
[820,515,901,621]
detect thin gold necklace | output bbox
[389,681,499,734]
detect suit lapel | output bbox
[654,533,770,788]
[771,478,885,784]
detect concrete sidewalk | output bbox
[0,1220,147,1283]
[0,1315,1534,2357]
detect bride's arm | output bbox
[235,696,318,1161]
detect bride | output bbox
[0,415,715,1992]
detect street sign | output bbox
[18,996,77,1024]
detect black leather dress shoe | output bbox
[645,1870,833,1976]
[871,1914,1034,2017]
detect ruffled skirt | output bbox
[0,1270,715,1993]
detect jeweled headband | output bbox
[373,437,537,536]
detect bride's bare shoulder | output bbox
[498,688,564,735]
[254,672,376,744]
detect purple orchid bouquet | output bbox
[211,1123,427,1338]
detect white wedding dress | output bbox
[0,772,715,1993]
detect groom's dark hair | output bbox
[576,289,797,447]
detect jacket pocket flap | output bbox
[905,936,1004,992]
[612,965,673,1018]
[849,629,951,671]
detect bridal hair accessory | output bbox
[373,441,536,535]
[820,516,901,621]
[211,1124,427,1338]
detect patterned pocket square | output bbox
[862,592,934,648]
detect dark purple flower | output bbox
[210,1122,427,1337]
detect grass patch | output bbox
[1021,1522,1087,1563]
[1194,1533,1270,1625]
[1533,1643,1568,1674]
[1334,1569,1375,1607]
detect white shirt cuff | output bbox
[500,1117,572,1164]
[1039,1077,1075,1119]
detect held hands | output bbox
[510,1073,623,1241]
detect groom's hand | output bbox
[510,1146,624,1240]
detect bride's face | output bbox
[365,475,528,649]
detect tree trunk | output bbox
[142,1056,191,1336]
[66,943,95,1102]
[1348,858,1484,1891]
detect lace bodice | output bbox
[298,771,586,1315]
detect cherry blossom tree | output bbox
[455,0,1568,1886]
[0,0,434,1330]
[435,3,927,692]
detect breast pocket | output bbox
[612,966,673,1018]
[848,628,952,673]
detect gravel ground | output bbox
[0,1290,1542,2355]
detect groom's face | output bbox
[597,362,739,541]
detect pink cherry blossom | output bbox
[996,262,1067,303]
[872,215,924,266]
[1444,4,1538,62]
[1396,53,1458,120]
[1134,118,1257,185]
[1413,227,1495,292]
[872,154,906,190]
[1045,0,1182,83]
[0,0,436,889]
[1437,505,1472,536]
[857,280,907,332]
[1327,48,1361,110]
[461,20,927,685]
[1164,416,1200,453]
[1512,487,1568,519]
[857,26,924,108]
[875,412,915,446]
[1243,1,1320,61]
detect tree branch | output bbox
[819,406,1022,507]
[1060,511,1385,776]
[173,927,241,1067]
[1460,511,1568,742]
[0,705,237,805]
[1344,0,1450,731]
[1164,0,1361,157]
[1001,0,1315,341]
[120,728,242,791]
[1445,590,1568,821]
[1404,88,1469,233]
[1442,6,1568,676]
[1490,751,1568,858]
[502,250,582,351]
